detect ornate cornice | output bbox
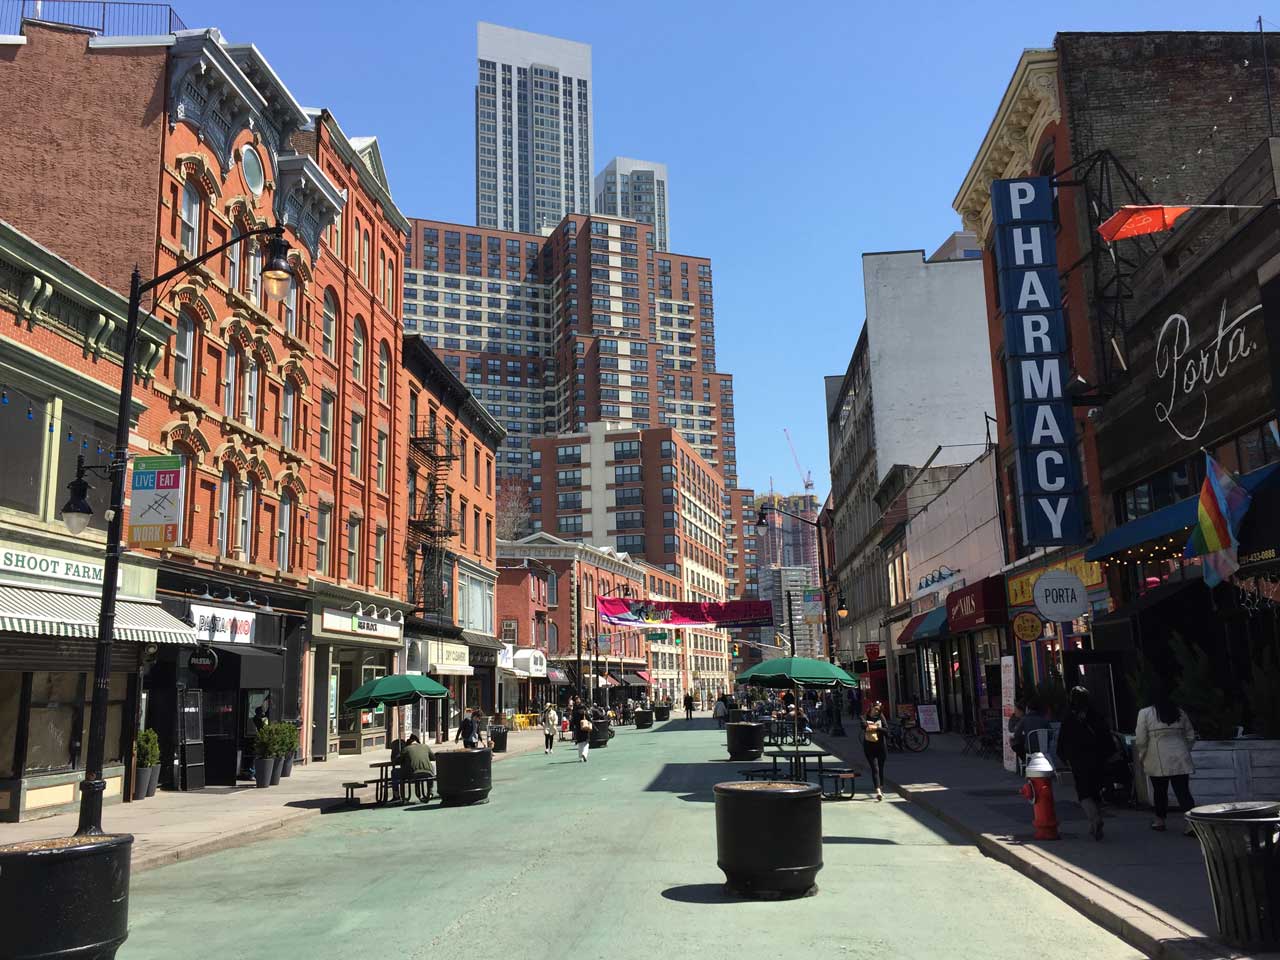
[953,50,1061,244]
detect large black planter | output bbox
[714,780,822,898]
[254,759,272,788]
[654,705,671,721]
[635,709,653,729]
[726,722,765,761]
[436,748,492,805]
[727,708,745,724]
[490,726,508,753]
[589,719,611,748]
[1187,801,1280,951]
[0,833,133,959]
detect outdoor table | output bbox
[765,749,829,782]
[369,761,395,804]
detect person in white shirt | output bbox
[541,703,559,754]
[1135,689,1198,835]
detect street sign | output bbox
[802,589,824,624]
[1032,569,1088,622]
[128,455,184,548]
[647,632,668,641]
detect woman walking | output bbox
[541,702,559,755]
[572,698,592,762]
[1056,686,1114,840]
[1135,688,1198,834]
[862,701,888,802]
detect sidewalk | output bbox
[813,729,1276,960]
[0,726,548,871]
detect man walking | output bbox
[683,692,695,720]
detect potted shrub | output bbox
[253,724,273,789]
[275,722,299,778]
[133,729,160,801]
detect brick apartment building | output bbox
[527,422,734,698]
[0,16,422,810]
[402,338,503,733]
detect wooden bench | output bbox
[342,781,364,804]
[819,768,858,801]
[739,767,775,781]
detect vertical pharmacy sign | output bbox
[127,455,184,548]
[991,177,1085,546]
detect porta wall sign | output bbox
[1032,569,1088,622]
[991,177,1085,546]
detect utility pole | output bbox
[785,591,797,656]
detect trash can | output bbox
[1186,801,1280,951]
[490,726,508,753]
[589,718,611,749]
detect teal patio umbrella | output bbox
[736,657,857,765]
[343,673,449,709]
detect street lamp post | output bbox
[755,504,847,663]
[61,226,292,836]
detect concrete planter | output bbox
[588,719,611,749]
[654,706,670,721]
[634,709,653,729]
[714,780,822,898]
[0,833,133,958]
[436,748,492,805]
[727,708,745,723]
[726,722,765,761]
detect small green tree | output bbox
[135,728,160,767]
[253,722,274,760]
[270,721,299,759]
[1170,631,1241,738]
[1245,637,1280,738]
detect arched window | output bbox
[352,318,366,381]
[180,179,201,253]
[548,621,558,652]
[284,276,298,336]
[227,223,242,291]
[241,354,259,428]
[378,341,390,402]
[217,463,234,556]
[322,289,337,357]
[174,312,194,394]
[276,491,294,570]
[247,240,263,306]
[281,380,297,450]
[237,477,257,560]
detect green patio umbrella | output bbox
[736,657,857,765]
[343,673,449,709]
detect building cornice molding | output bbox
[953,49,1060,244]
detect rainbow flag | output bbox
[1184,453,1252,586]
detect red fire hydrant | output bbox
[1018,752,1059,840]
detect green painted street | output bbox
[122,719,1142,960]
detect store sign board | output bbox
[428,640,469,667]
[1033,569,1088,622]
[188,646,219,676]
[190,603,255,645]
[1012,611,1044,642]
[0,548,121,588]
[945,576,1008,632]
[1001,656,1017,772]
[127,455,184,548]
[992,177,1085,546]
[865,642,880,661]
[917,704,941,734]
[802,589,824,625]
[498,643,514,670]
[1007,554,1104,607]
[320,607,402,641]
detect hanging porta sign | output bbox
[188,646,219,676]
[1032,569,1088,622]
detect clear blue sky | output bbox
[199,0,1260,500]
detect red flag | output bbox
[1097,205,1192,242]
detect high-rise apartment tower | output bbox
[476,23,593,233]
[594,157,670,251]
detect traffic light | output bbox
[731,643,740,657]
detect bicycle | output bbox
[887,718,929,753]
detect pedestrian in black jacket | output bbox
[1057,686,1114,841]
[572,701,591,762]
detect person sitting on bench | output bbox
[394,735,435,800]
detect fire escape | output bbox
[407,420,457,624]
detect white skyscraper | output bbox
[594,157,671,251]
[476,23,593,233]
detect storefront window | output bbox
[79,673,129,767]
[360,663,385,732]
[0,392,46,515]
[0,671,19,777]
[25,672,83,774]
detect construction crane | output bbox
[783,428,814,492]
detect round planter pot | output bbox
[281,754,295,778]
[0,833,133,959]
[714,780,822,898]
[254,759,272,788]
[727,708,745,724]
[145,765,159,797]
[269,756,284,786]
[132,767,148,801]
[490,726,509,753]
[588,719,611,749]
[726,722,765,761]
[436,748,492,805]
[634,709,653,729]
[654,705,670,721]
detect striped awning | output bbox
[0,585,197,645]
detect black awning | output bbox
[460,630,503,650]
[207,643,285,689]
[620,673,648,685]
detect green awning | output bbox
[0,585,196,644]
[344,673,449,708]
[736,656,858,688]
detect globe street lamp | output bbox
[63,226,291,836]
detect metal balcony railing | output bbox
[1,1,186,35]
